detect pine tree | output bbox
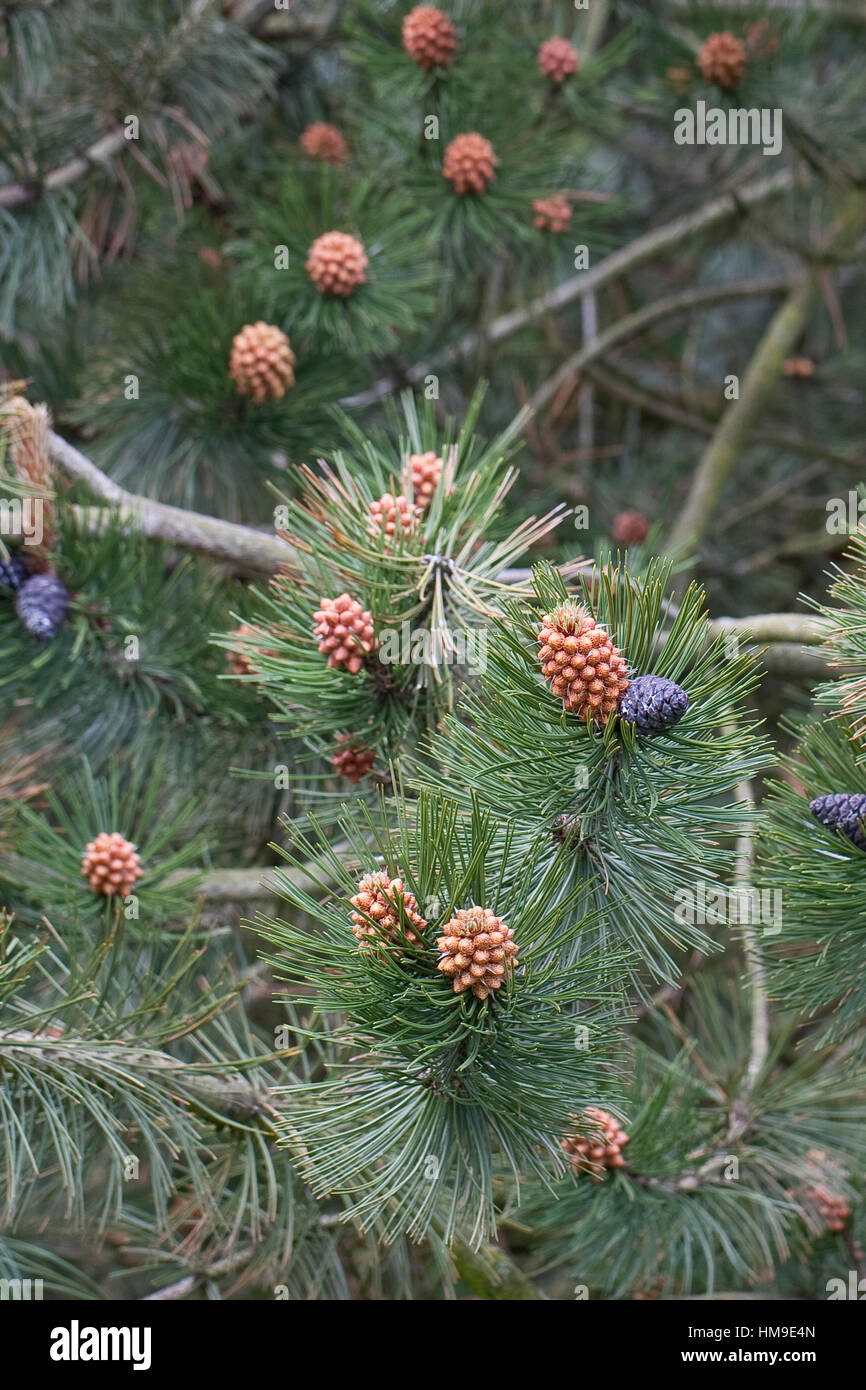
[1,0,866,1306]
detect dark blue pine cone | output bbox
[0,550,30,593]
[617,674,689,736]
[809,793,866,852]
[14,571,69,641]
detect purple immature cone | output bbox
[809,793,866,852]
[14,572,69,641]
[0,551,30,592]
[617,674,688,736]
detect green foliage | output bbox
[2,0,866,1305]
[224,390,568,789]
[0,505,261,760]
[0,911,252,1227]
[524,978,866,1298]
[256,791,623,1246]
[3,756,204,930]
[229,169,440,358]
[73,258,354,520]
[0,0,276,333]
[424,558,770,983]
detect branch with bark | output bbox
[343,170,795,407]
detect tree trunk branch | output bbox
[666,276,822,556]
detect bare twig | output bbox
[726,778,768,1145]
[49,431,295,574]
[0,131,128,209]
[342,171,794,407]
[528,278,789,417]
[587,359,860,466]
[666,276,822,555]
[667,192,866,556]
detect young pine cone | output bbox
[696,32,747,89]
[313,594,376,674]
[306,231,368,297]
[0,550,30,592]
[81,832,143,898]
[561,1107,629,1179]
[442,133,498,196]
[537,604,629,724]
[809,793,866,852]
[804,1183,851,1234]
[436,906,518,1001]
[611,510,649,546]
[350,870,427,946]
[331,736,376,784]
[368,492,422,542]
[617,675,689,738]
[538,36,579,84]
[229,322,296,403]
[404,451,443,509]
[402,5,457,71]
[15,572,69,640]
[666,66,692,96]
[532,194,572,234]
[300,122,348,166]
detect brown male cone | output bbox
[437,906,519,1001]
[537,603,629,723]
[442,133,498,196]
[350,870,427,946]
[561,1107,629,1180]
[404,451,443,509]
[313,593,376,674]
[368,492,422,541]
[229,322,296,402]
[331,736,376,783]
[538,36,579,84]
[81,832,143,898]
[402,5,457,71]
[300,122,348,166]
[696,32,747,89]
[306,231,368,297]
[1,394,55,559]
[533,194,572,234]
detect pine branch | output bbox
[666,276,822,556]
[1,1033,279,1131]
[0,0,272,210]
[44,434,836,702]
[730,778,768,1140]
[140,1249,252,1300]
[343,171,795,407]
[668,193,866,555]
[705,614,830,645]
[527,277,790,417]
[0,130,128,209]
[190,838,354,906]
[48,430,294,574]
[586,360,861,467]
